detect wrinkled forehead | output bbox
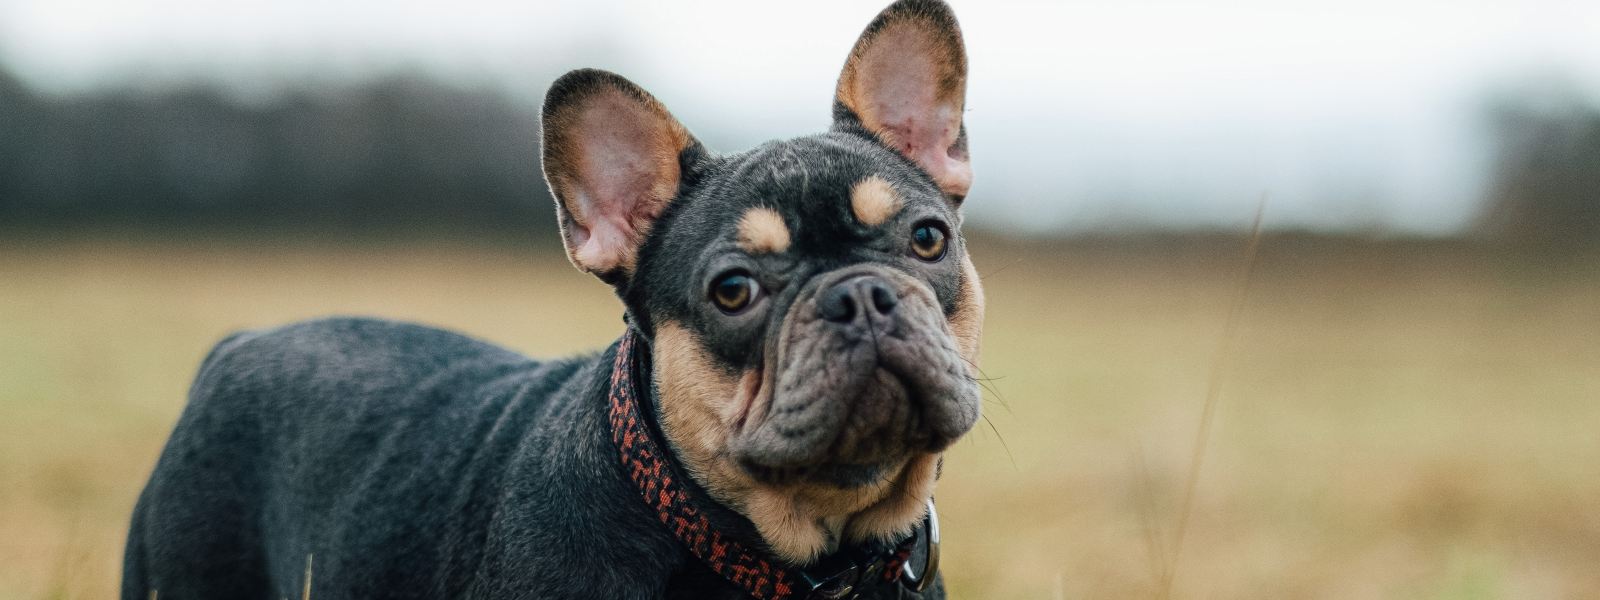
[689,133,948,250]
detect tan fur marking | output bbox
[743,488,829,561]
[844,453,939,543]
[744,459,908,562]
[850,176,902,227]
[654,322,743,499]
[951,254,986,369]
[735,208,791,254]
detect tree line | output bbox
[1,65,1595,247]
[0,67,553,235]
[1477,87,1600,249]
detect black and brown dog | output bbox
[123,1,984,598]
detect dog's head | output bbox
[540,0,982,563]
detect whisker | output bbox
[976,255,1026,278]
[957,355,1011,411]
[980,413,1017,469]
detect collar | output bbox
[605,331,940,599]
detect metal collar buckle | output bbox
[799,499,941,600]
[899,499,940,594]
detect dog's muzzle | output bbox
[732,265,980,485]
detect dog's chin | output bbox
[730,366,973,490]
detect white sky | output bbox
[3,0,1599,234]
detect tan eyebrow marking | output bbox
[735,207,791,254]
[850,175,902,226]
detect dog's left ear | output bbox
[541,68,698,280]
[834,0,972,202]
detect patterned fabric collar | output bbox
[605,331,938,599]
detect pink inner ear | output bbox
[566,90,680,272]
[851,24,972,198]
[876,104,971,198]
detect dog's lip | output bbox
[731,363,948,469]
[729,363,764,432]
[737,456,899,489]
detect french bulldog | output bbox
[123,1,984,598]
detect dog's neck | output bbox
[633,331,939,564]
[606,332,932,598]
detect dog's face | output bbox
[541,0,982,563]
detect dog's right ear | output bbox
[541,69,698,281]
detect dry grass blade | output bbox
[1131,447,1170,587]
[1155,200,1267,600]
[302,553,314,600]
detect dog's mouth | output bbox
[733,363,922,488]
[739,459,899,489]
[729,268,980,488]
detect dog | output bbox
[122,1,983,598]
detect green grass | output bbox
[2,234,1597,599]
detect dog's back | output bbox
[122,317,592,599]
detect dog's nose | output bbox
[818,276,898,324]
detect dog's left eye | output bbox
[709,271,760,314]
[910,222,949,262]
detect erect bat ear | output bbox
[541,68,698,280]
[833,0,972,203]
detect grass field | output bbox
[2,233,1597,599]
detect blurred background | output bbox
[1,1,1597,598]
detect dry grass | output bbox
[1,233,1597,599]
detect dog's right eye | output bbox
[709,271,760,314]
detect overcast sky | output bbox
[3,0,1599,234]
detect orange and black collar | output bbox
[605,331,938,599]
